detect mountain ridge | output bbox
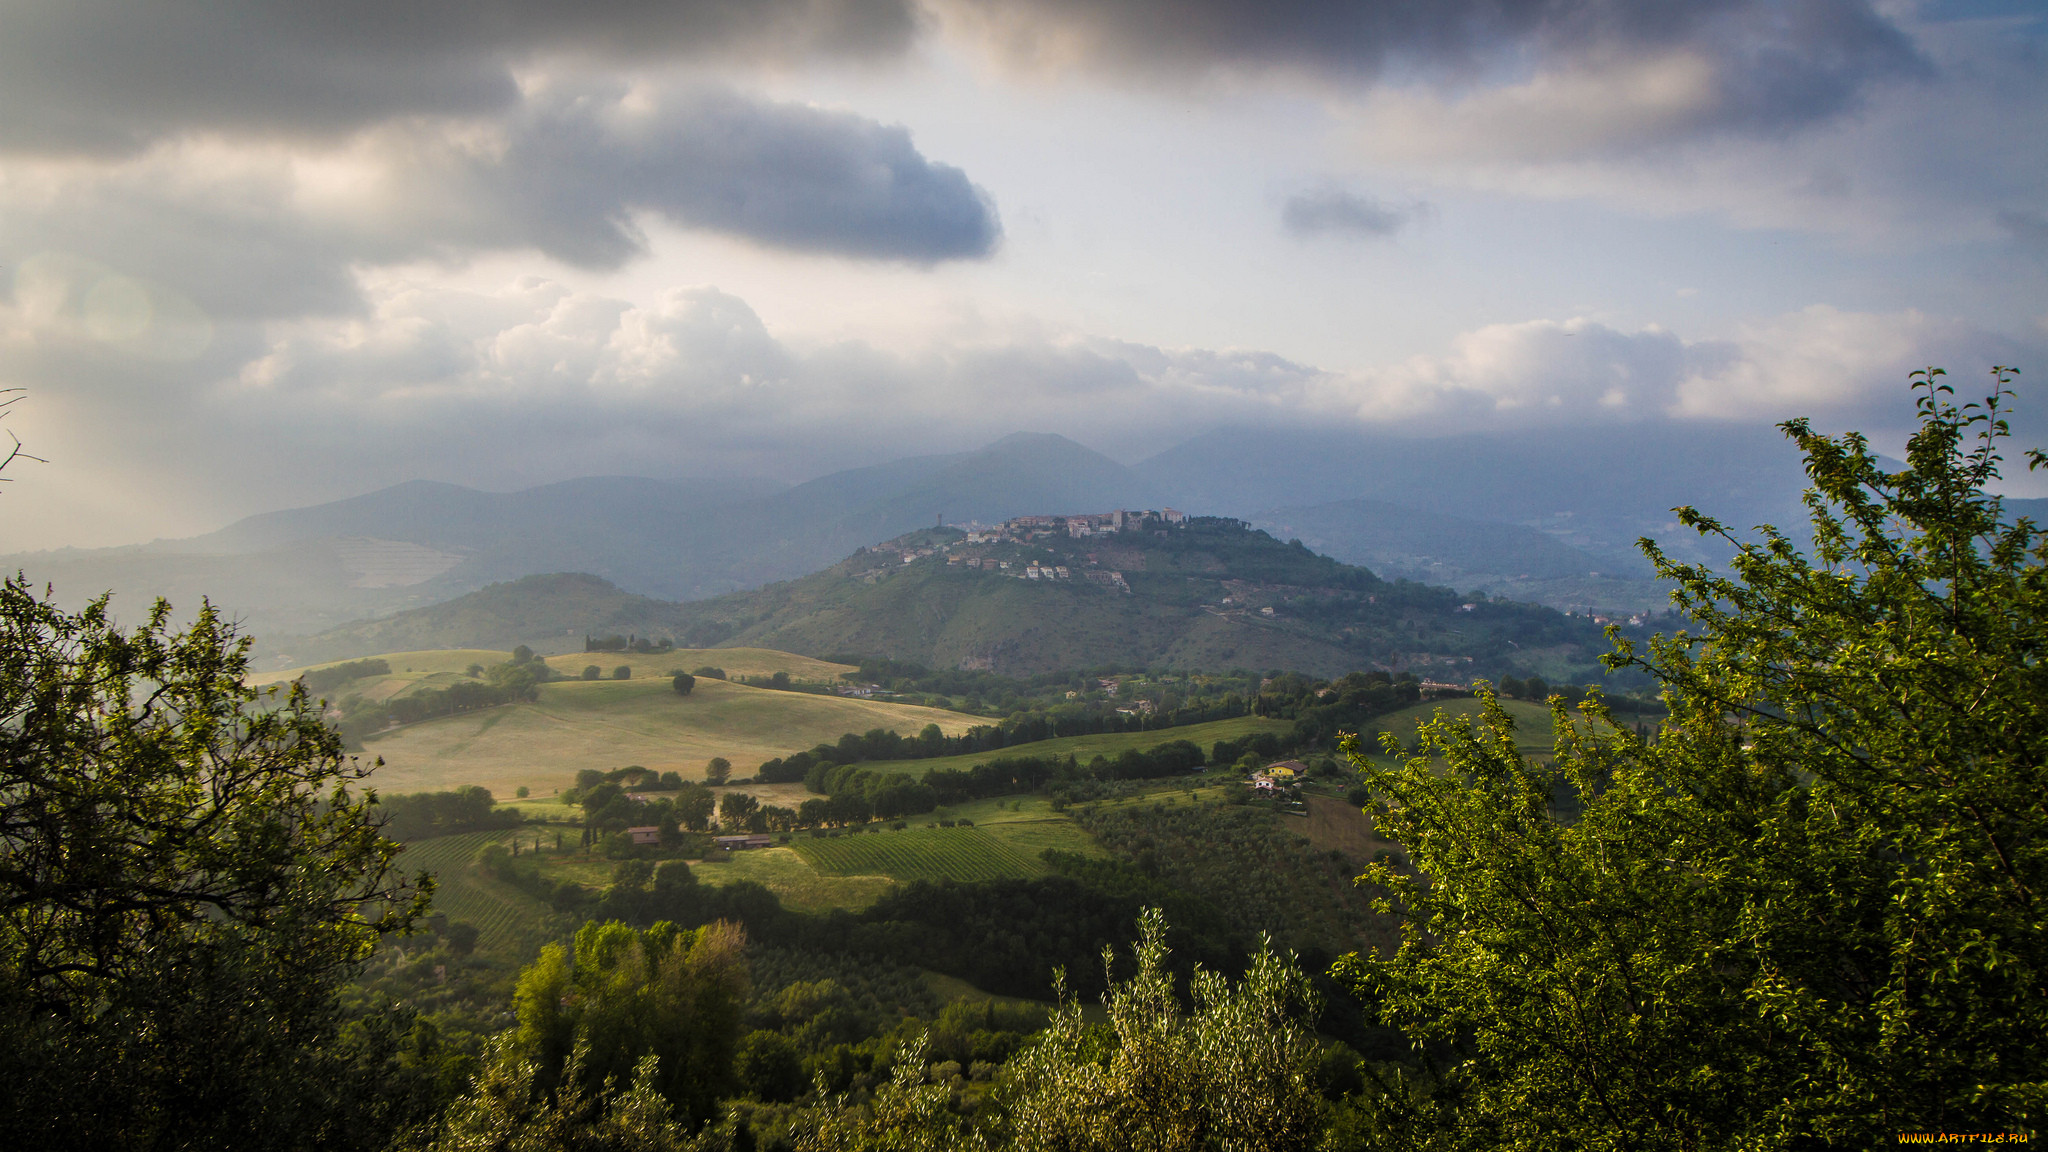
[269,517,1629,686]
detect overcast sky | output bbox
[0,0,2043,549]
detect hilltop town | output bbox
[851,508,1201,590]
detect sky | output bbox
[0,0,2043,550]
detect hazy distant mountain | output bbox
[8,421,1894,645]
[267,573,694,668]
[5,434,1170,640]
[1250,499,1670,615]
[1134,422,1813,568]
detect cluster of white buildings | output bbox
[960,508,1187,545]
[950,556,1074,580]
[853,508,1179,591]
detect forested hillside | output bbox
[660,516,1628,682]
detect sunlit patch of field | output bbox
[537,648,857,684]
[943,795,1108,859]
[853,715,1293,779]
[251,649,510,687]
[357,674,978,799]
[691,846,896,913]
[791,825,1046,883]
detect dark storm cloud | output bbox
[489,88,1001,264]
[950,0,1925,135]
[0,86,1000,324]
[1282,190,1425,238]
[0,0,919,153]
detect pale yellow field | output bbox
[356,675,979,799]
[539,648,857,684]
[257,646,856,687]
[250,648,509,687]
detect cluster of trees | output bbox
[580,664,632,680]
[752,670,1425,796]
[399,904,1328,1151]
[755,696,1245,785]
[403,919,748,1148]
[1069,800,1391,961]
[584,633,673,653]
[571,774,715,840]
[334,647,559,744]
[377,785,525,842]
[302,657,391,695]
[792,739,1209,825]
[1250,670,1421,747]
[582,857,1236,1004]
[829,657,1253,717]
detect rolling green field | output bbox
[791,825,1049,883]
[691,847,897,913]
[854,714,1292,779]
[353,672,978,799]
[942,794,1110,859]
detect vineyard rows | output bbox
[394,830,551,952]
[790,826,1045,883]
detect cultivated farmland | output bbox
[853,714,1293,779]
[394,830,553,955]
[791,826,1047,883]
[316,657,979,798]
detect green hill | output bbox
[664,516,1616,679]
[261,573,694,669]
[271,517,1624,683]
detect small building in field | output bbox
[714,834,775,851]
[626,826,662,847]
[1264,760,1307,781]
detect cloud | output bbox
[942,0,1922,144]
[1301,308,2040,431]
[0,0,920,155]
[1340,10,2044,241]
[481,85,1001,264]
[1,271,2038,548]
[0,83,999,323]
[1282,188,1427,238]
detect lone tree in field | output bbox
[1338,367,2046,1148]
[671,671,695,696]
[704,756,732,786]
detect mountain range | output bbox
[10,421,1985,648]
[274,519,1627,684]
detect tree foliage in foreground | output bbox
[509,920,750,1129]
[0,581,430,1148]
[1337,369,2046,1149]
[797,908,1325,1152]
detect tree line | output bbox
[753,696,1251,784]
